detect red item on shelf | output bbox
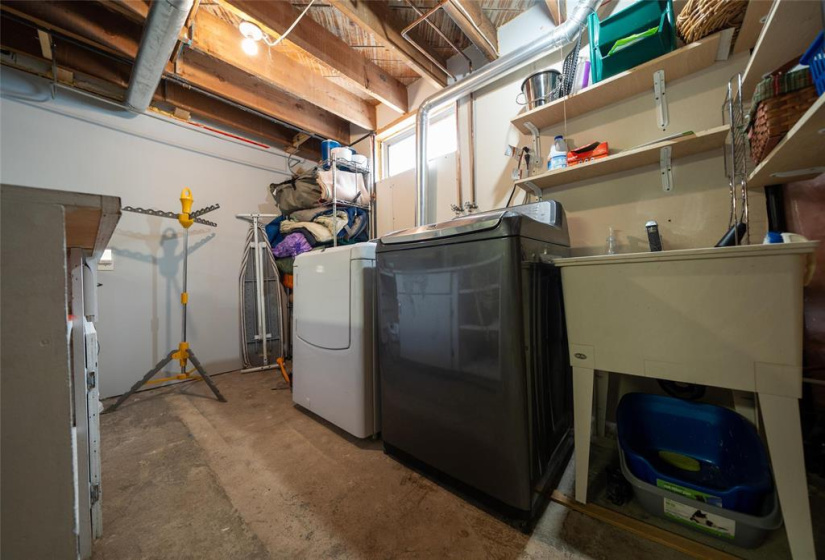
[567,141,609,166]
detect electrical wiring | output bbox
[262,0,316,48]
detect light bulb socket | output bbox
[239,21,263,41]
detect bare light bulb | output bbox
[241,37,259,56]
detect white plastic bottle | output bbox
[548,135,568,170]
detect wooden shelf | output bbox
[514,125,729,192]
[1,186,121,257]
[741,0,822,96]
[748,95,825,189]
[731,0,772,55]
[511,32,730,134]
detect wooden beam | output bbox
[99,0,149,22]
[224,0,408,113]
[190,9,375,130]
[2,1,356,139]
[177,49,350,143]
[37,29,53,60]
[2,1,144,59]
[0,16,323,158]
[161,82,322,158]
[328,0,448,88]
[0,11,346,146]
[545,0,565,25]
[442,0,498,61]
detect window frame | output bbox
[378,107,457,180]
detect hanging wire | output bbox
[262,0,316,48]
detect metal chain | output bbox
[123,206,218,227]
[122,206,179,220]
[190,204,220,218]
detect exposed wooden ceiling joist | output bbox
[441,0,499,61]
[224,0,408,113]
[177,49,350,142]
[1,1,148,61]
[160,81,322,157]
[544,0,565,25]
[100,0,149,23]
[0,4,350,143]
[191,9,376,130]
[0,14,323,157]
[328,0,449,88]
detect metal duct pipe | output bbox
[125,0,194,111]
[414,0,599,225]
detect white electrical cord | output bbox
[262,0,316,48]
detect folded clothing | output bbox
[281,220,334,244]
[314,211,349,238]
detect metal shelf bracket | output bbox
[660,146,673,192]
[654,70,669,130]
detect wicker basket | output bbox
[676,0,747,44]
[748,86,818,164]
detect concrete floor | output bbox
[94,370,692,560]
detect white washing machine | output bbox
[292,242,378,438]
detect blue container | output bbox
[320,139,341,170]
[617,393,773,515]
[800,31,825,96]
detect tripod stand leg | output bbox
[103,350,176,413]
[188,349,227,402]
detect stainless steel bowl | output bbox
[519,70,562,109]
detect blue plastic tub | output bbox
[800,31,825,96]
[617,393,773,515]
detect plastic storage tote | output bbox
[800,31,825,95]
[617,393,773,515]
[588,0,677,84]
[620,448,783,548]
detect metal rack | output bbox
[721,73,750,245]
[326,150,374,247]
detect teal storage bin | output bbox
[588,0,677,84]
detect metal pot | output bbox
[518,70,562,109]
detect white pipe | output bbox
[414,0,599,225]
[126,0,194,111]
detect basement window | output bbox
[382,109,457,179]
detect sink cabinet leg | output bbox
[573,366,595,503]
[760,392,816,560]
[595,370,609,437]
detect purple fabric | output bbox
[272,232,313,258]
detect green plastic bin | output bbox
[588,0,677,84]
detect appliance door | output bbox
[522,261,572,486]
[295,249,351,350]
[378,236,534,510]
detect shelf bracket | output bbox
[653,70,669,131]
[523,181,543,200]
[660,146,673,192]
[524,121,543,175]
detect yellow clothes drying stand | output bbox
[104,189,226,413]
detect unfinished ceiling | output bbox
[0,0,535,154]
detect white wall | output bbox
[0,67,295,398]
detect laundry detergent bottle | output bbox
[548,135,568,170]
